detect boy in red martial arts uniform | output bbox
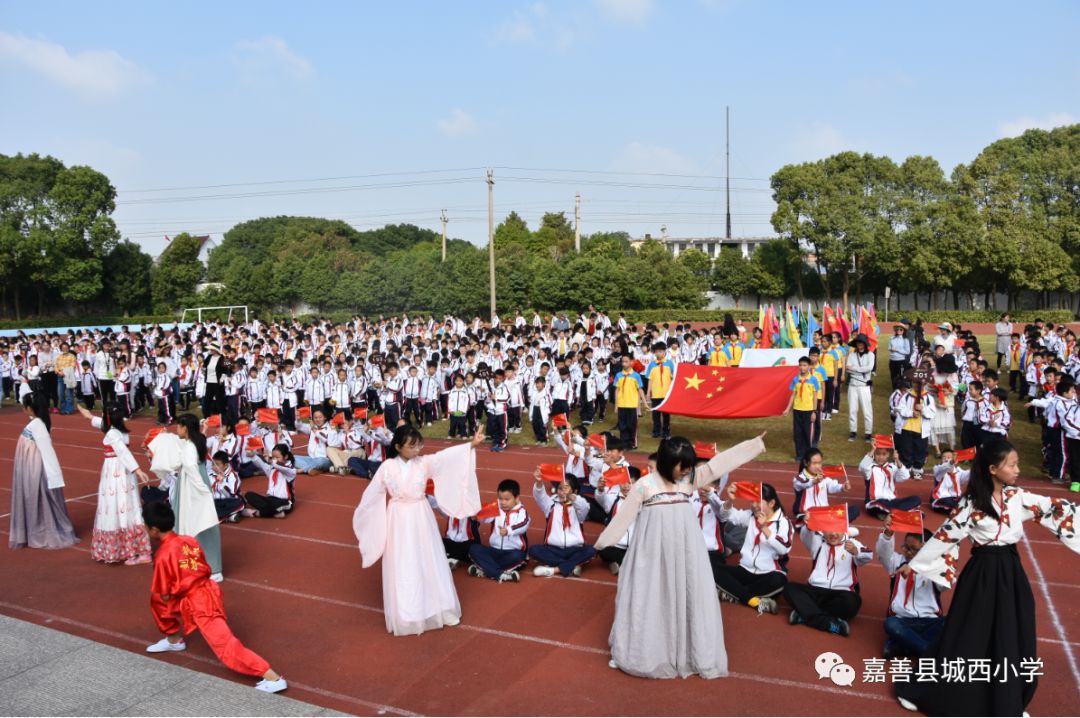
[141,501,288,693]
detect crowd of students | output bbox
[5,309,1080,710]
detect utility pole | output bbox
[487,170,496,322]
[725,105,732,240]
[440,209,448,262]
[574,192,581,253]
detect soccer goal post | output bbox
[180,305,249,324]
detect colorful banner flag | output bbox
[653,364,801,419]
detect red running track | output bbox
[2,409,1079,716]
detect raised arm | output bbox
[1019,489,1080,556]
[595,481,644,550]
[693,434,766,489]
[908,498,973,589]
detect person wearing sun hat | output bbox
[932,323,956,355]
[204,342,227,416]
[847,333,875,443]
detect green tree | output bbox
[677,248,712,287]
[710,248,758,308]
[151,233,205,312]
[103,240,153,315]
[493,211,531,251]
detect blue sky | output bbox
[1,0,1077,255]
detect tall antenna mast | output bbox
[725,105,732,240]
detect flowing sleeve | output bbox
[693,435,766,489]
[1019,489,1080,555]
[352,464,388,568]
[148,433,183,478]
[427,443,482,519]
[107,431,140,474]
[177,444,218,538]
[596,478,646,550]
[30,420,65,490]
[908,497,974,589]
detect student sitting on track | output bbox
[930,448,970,514]
[241,443,297,519]
[209,450,244,523]
[859,446,920,520]
[467,479,530,583]
[784,528,872,637]
[875,516,944,658]
[713,482,793,615]
[528,471,595,578]
[595,466,643,574]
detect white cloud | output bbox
[436,109,478,137]
[595,0,654,24]
[494,12,536,44]
[997,112,1077,138]
[493,2,577,47]
[0,31,149,98]
[234,36,313,80]
[788,123,855,161]
[610,142,698,175]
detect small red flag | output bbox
[476,501,500,520]
[631,359,646,374]
[551,413,569,428]
[889,509,924,536]
[330,412,345,426]
[142,426,164,447]
[296,406,312,420]
[732,481,762,502]
[806,504,849,534]
[369,414,386,428]
[204,414,222,429]
[425,478,435,496]
[694,441,717,460]
[353,407,368,420]
[235,421,250,437]
[873,434,895,450]
[603,466,631,487]
[539,464,565,485]
[954,447,976,462]
[245,435,265,452]
[587,434,606,451]
[256,408,279,424]
[821,465,847,480]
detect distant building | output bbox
[631,234,775,259]
[155,235,217,266]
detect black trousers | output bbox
[42,371,58,407]
[507,406,521,430]
[442,537,474,562]
[206,382,225,416]
[244,492,292,517]
[403,398,422,425]
[960,420,980,449]
[99,379,115,406]
[784,582,861,631]
[896,429,928,470]
[531,407,548,442]
[449,414,468,437]
[551,399,570,420]
[616,407,637,448]
[793,409,814,462]
[579,398,595,424]
[487,412,507,448]
[713,565,787,605]
[650,397,669,437]
[598,545,626,566]
[383,403,400,430]
[889,360,907,389]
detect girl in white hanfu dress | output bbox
[78,403,152,564]
[353,425,485,636]
[596,433,767,680]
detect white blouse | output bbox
[909,485,1079,589]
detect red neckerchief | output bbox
[903,567,916,607]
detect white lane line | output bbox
[1020,535,1080,699]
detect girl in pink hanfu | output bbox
[353,425,484,636]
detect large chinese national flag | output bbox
[654,363,800,419]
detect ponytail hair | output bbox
[102,402,128,434]
[175,414,207,462]
[22,393,50,432]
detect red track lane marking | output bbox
[1019,536,1080,699]
[0,599,421,717]
[223,579,895,704]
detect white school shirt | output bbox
[858,455,911,507]
[211,467,242,500]
[328,379,350,407]
[479,503,530,551]
[977,402,1011,436]
[893,392,936,438]
[1025,364,1044,397]
[932,464,970,502]
[265,381,283,409]
[281,371,300,404]
[350,374,368,403]
[689,491,724,552]
[228,371,246,397]
[505,377,524,408]
[447,387,471,415]
[487,382,509,416]
[597,485,634,549]
[792,471,845,518]
[875,533,943,618]
[114,367,130,395]
[382,375,402,405]
[419,374,440,402]
[246,377,266,403]
[250,454,296,501]
[533,485,588,548]
[153,372,171,398]
[805,533,872,592]
[307,375,326,404]
[528,390,552,424]
[959,397,982,423]
[719,506,793,575]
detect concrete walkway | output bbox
[0,614,348,716]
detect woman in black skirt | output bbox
[896,440,1079,716]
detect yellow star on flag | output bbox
[685,373,704,391]
[706,392,713,399]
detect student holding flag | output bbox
[874,511,944,659]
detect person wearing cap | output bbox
[846,334,875,442]
[932,323,956,355]
[203,343,227,417]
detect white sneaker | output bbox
[608,561,620,576]
[210,573,224,583]
[255,677,288,694]
[447,558,460,570]
[608,659,619,669]
[533,565,557,577]
[571,565,582,577]
[897,697,917,712]
[146,637,186,653]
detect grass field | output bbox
[498,334,1043,473]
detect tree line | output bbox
[1,123,1078,319]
